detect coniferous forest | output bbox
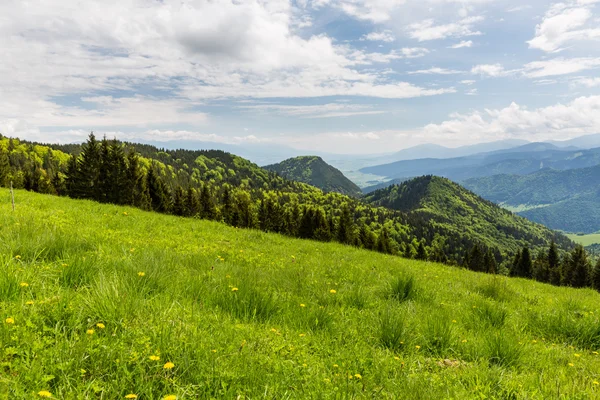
[2,132,599,291]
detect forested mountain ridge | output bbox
[0,133,579,280]
[364,176,573,263]
[264,156,362,196]
[463,166,600,234]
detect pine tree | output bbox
[106,140,127,204]
[569,245,590,288]
[97,137,110,202]
[125,150,149,209]
[199,184,216,220]
[78,133,101,200]
[510,249,521,277]
[376,227,393,254]
[185,188,200,217]
[172,186,186,216]
[416,241,427,261]
[591,258,600,291]
[515,246,533,278]
[0,147,10,187]
[548,240,561,286]
[146,165,170,213]
[532,249,549,283]
[484,250,497,274]
[358,224,376,250]
[468,244,484,272]
[221,186,233,224]
[313,207,331,242]
[336,205,354,245]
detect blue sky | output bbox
[1,0,600,153]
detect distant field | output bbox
[566,232,600,246]
[2,189,600,398]
[500,203,551,213]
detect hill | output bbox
[359,144,600,182]
[463,166,600,234]
[264,156,362,196]
[1,189,600,398]
[363,176,572,259]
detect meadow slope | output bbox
[1,189,600,399]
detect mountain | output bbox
[548,133,600,149]
[363,176,572,255]
[264,156,362,196]
[360,144,600,182]
[464,166,600,233]
[3,189,600,398]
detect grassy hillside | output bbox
[265,156,362,197]
[2,190,600,398]
[464,166,600,234]
[364,176,572,258]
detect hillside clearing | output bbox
[1,189,600,399]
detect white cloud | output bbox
[465,88,478,95]
[523,57,600,77]
[238,103,386,118]
[421,95,600,141]
[528,2,600,52]
[361,30,396,42]
[399,47,430,58]
[408,16,484,41]
[471,64,511,77]
[570,77,600,87]
[448,40,473,48]
[460,80,476,85]
[408,67,463,74]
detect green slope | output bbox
[265,156,362,196]
[464,166,600,233]
[364,176,573,257]
[2,190,600,398]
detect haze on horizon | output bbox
[1,0,600,154]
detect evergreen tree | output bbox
[185,188,200,217]
[468,244,484,272]
[146,165,170,213]
[313,207,331,242]
[484,250,497,274]
[336,205,354,245]
[569,245,590,288]
[221,186,233,224]
[125,150,149,209]
[548,241,561,286]
[172,186,186,216]
[510,249,521,277]
[97,137,110,202]
[416,241,427,261]
[0,147,10,186]
[591,258,600,291]
[358,224,376,250]
[199,184,216,220]
[106,140,128,204]
[532,249,549,283]
[77,133,101,200]
[376,227,393,254]
[513,246,532,278]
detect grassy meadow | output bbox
[567,232,600,247]
[1,189,600,399]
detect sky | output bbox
[1,0,600,154]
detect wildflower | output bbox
[415,345,421,349]
[329,289,337,294]
[123,212,128,216]
[20,282,29,287]
[231,287,238,292]
[38,391,52,398]
[211,349,217,353]
[5,317,14,324]
[300,304,306,307]
[130,248,135,253]
[532,340,537,344]
[394,356,400,360]
[86,329,94,335]
[226,275,231,278]
[452,320,457,323]
[149,355,160,361]
[137,272,145,277]
[333,364,339,368]
[354,374,362,379]
[593,351,599,355]
[163,362,175,369]
[462,339,467,343]
[593,381,599,385]
[125,395,138,399]
[271,328,277,333]
[299,333,305,337]
[26,301,34,305]
[574,353,581,357]
[302,363,307,367]
[324,378,331,383]
[164,396,177,400]
[568,363,574,367]
[15,255,21,260]
[96,323,105,329]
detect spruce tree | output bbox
[516,246,533,278]
[78,133,101,200]
[532,249,549,283]
[106,140,127,204]
[416,241,427,261]
[146,165,170,213]
[468,244,484,272]
[185,188,200,217]
[336,205,354,245]
[570,245,590,288]
[484,250,497,274]
[510,249,521,277]
[591,258,600,291]
[548,241,561,285]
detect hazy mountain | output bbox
[547,133,600,149]
[264,156,362,196]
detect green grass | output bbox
[1,189,600,399]
[566,232,600,246]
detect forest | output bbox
[1,133,599,291]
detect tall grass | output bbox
[388,274,417,302]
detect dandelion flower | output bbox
[231,287,238,292]
[123,212,128,216]
[96,323,105,329]
[15,255,21,260]
[164,395,177,400]
[86,329,94,335]
[462,339,468,343]
[20,282,29,287]
[593,381,599,385]
[137,272,145,277]
[5,317,15,324]
[125,395,138,399]
[394,356,400,361]
[354,374,362,379]
[271,328,277,333]
[163,362,175,369]
[26,301,34,305]
[300,304,306,308]
[593,351,599,355]
[329,289,337,294]
[574,353,581,357]
[211,349,217,353]
[415,345,421,349]
[333,364,339,368]
[299,333,305,337]
[38,391,52,398]
[61,263,68,267]
[568,363,574,367]
[149,355,160,361]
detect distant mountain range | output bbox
[463,165,600,234]
[264,156,362,197]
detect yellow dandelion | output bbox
[137,272,145,277]
[15,255,21,260]
[96,323,105,329]
[61,263,68,267]
[568,363,574,367]
[574,353,581,357]
[300,304,306,307]
[225,274,231,278]
[38,391,52,398]
[86,329,94,335]
[211,349,217,353]
[593,381,599,385]
[593,351,599,355]
[5,317,15,324]
[302,363,307,367]
[20,282,29,287]
[299,333,306,337]
[348,375,353,380]
[333,364,339,368]
[271,328,277,333]
[149,355,160,361]
[462,339,468,343]
[123,212,128,216]
[26,301,34,305]
[164,396,177,400]
[329,289,337,294]
[130,248,135,253]
[231,287,239,292]
[394,356,400,360]
[125,395,138,399]
[452,320,457,323]
[324,378,331,383]
[163,362,175,369]
[354,374,362,379]
[415,345,421,349]
[532,340,537,344]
